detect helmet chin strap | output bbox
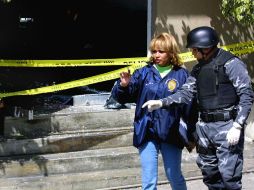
[196,48,206,60]
[197,46,217,60]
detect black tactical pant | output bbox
[196,120,244,190]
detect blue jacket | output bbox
[112,62,196,149]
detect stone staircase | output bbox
[0,94,253,190]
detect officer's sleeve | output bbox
[225,58,254,126]
[161,75,197,107]
[179,97,198,152]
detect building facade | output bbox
[151,0,254,139]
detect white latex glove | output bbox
[226,122,242,145]
[142,100,162,112]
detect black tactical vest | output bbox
[191,49,238,111]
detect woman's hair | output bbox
[149,32,183,67]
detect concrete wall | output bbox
[151,0,254,139]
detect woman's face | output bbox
[151,46,170,66]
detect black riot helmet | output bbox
[186,26,219,48]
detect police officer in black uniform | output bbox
[142,26,254,190]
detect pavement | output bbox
[127,172,254,190]
[126,138,254,190]
[160,172,254,190]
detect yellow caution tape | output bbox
[221,40,254,56]
[179,40,254,63]
[0,40,253,98]
[0,63,146,98]
[0,57,148,67]
[0,40,253,67]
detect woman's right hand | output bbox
[120,69,131,87]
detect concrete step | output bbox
[4,105,135,138]
[0,144,198,178]
[72,93,110,106]
[0,149,200,190]
[1,165,254,190]
[0,128,133,156]
[0,165,198,190]
[1,92,253,190]
[0,141,253,190]
[0,146,141,178]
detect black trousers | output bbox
[196,120,244,190]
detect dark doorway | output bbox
[0,0,147,109]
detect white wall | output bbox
[152,0,254,140]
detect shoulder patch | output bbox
[166,79,178,92]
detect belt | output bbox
[196,146,216,155]
[200,109,236,123]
